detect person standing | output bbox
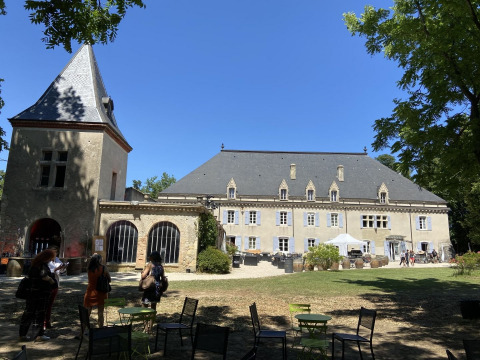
[83,254,110,328]
[399,250,406,267]
[141,251,165,311]
[19,249,57,342]
[44,246,67,330]
[409,250,415,266]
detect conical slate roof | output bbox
[10,44,129,147]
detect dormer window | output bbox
[329,181,339,202]
[307,190,314,201]
[227,178,237,199]
[330,190,337,202]
[378,183,389,204]
[306,180,315,201]
[279,179,288,201]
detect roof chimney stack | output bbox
[290,164,296,180]
[337,165,344,182]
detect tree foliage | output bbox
[305,244,342,271]
[197,212,219,253]
[345,1,480,249]
[132,173,176,199]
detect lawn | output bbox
[1,267,480,359]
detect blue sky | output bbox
[0,0,402,186]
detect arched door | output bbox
[106,221,138,263]
[147,222,180,264]
[29,218,62,255]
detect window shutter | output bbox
[388,216,391,230]
[314,238,320,246]
[257,211,261,225]
[315,212,320,227]
[415,216,420,230]
[256,237,261,250]
[223,210,227,225]
[401,241,406,251]
[244,237,249,250]
[428,242,433,252]
[303,212,307,227]
[417,242,422,251]
[245,211,250,225]
[373,215,378,229]
[287,212,292,226]
[273,237,279,252]
[360,215,364,228]
[235,236,242,249]
[289,237,295,253]
[276,211,280,226]
[370,241,376,255]
[326,213,331,227]
[427,216,432,231]
[235,211,239,225]
[339,214,344,228]
[384,241,390,257]
[304,238,309,252]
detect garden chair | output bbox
[249,302,287,360]
[463,339,480,360]
[129,311,157,359]
[155,297,199,355]
[191,323,230,359]
[289,303,311,346]
[332,307,376,360]
[446,349,458,360]
[12,345,27,360]
[297,319,329,360]
[240,346,257,360]
[104,297,126,326]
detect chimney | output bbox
[337,165,344,182]
[290,164,296,180]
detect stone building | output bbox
[158,150,452,262]
[0,45,205,271]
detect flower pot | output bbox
[354,258,364,269]
[342,259,351,269]
[330,262,339,270]
[305,264,315,271]
[370,259,380,268]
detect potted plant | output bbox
[305,244,342,271]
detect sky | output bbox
[0,0,403,186]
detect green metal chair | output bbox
[289,304,311,346]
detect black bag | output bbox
[160,276,169,294]
[96,266,111,293]
[15,277,32,299]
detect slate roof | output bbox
[9,44,129,145]
[161,150,446,203]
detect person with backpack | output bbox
[140,251,165,311]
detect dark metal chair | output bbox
[463,339,480,360]
[446,349,458,360]
[191,323,229,359]
[249,302,287,360]
[240,346,257,360]
[155,297,199,355]
[12,345,27,360]
[332,307,377,360]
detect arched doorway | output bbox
[29,218,62,255]
[106,220,138,263]
[147,222,180,264]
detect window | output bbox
[147,221,180,264]
[307,213,315,226]
[280,188,287,200]
[376,215,388,229]
[330,190,337,202]
[106,220,138,263]
[307,238,315,248]
[248,237,256,250]
[249,211,257,225]
[307,190,314,201]
[110,172,117,200]
[380,192,387,204]
[279,237,289,252]
[227,210,235,224]
[280,211,287,225]
[229,187,235,199]
[418,216,427,230]
[331,213,339,227]
[362,215,375,228]
[39,150,68,188]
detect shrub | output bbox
[197,246,231,274]
[197,212,218,252]
[305,244,342,270]
[451,251,480,276]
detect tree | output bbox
[197,212,219,253]
[375,154,397,171]
[132,173,176,199]
[345,1,480,249]
[0,1,146,152]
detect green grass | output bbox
[155,268,480,298]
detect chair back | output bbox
[446,349,458,360]
[249,303,261,336]
[130,310,157,333]
[289,303,311,329]
[78,304,92,334]
[298,320,327,338]
[104,297,126,325]
[89,324,132,359]
[12,345,27,360]
[463,339,480,360]
[191,323,229,359]
[180,297,199,327]
[357,307,376,341]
